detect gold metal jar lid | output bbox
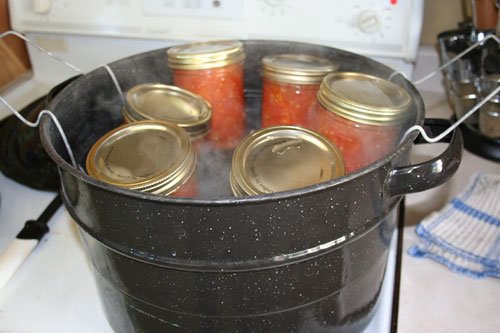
[167,40,245,70]
[230,126,345,196]
[262,54,338,85]
[317,72,412,125]
[86,120,196,195]
[123,83,212,140]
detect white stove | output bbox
[6,1,486,332]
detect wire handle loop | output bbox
[0,30,82,168]
[401,85,500,144]
[400,33,499,144]
[0,30,83,74]
[101,64,126,107]
[413,34,499,85]
[0,97,77,167]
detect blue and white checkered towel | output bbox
[408,172,500,279]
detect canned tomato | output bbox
[86,120,197,197]
[312,72,412,174]
[167,40,246,149]
[230,126,345,196]
[123,83,212,147]
[261,54,337,128]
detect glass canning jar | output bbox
[312,72,412,174]
[230,126,344,196]
[261,54,337,128]
[86,121,198,197]
[123,83,212,150]
[167,40,246,150]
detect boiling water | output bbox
[188,90,263,198]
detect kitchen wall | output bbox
[420,0,499,45]
[420,0,466,45]
[0,0,31,92]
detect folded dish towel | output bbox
[408,172,500,279]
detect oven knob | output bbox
[357,10,382,34]
[32,0,52,14]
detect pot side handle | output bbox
[386,118,464,198]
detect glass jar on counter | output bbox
[312,72,412,174]
[86,121,198,197]
[122,83,212,148]
[167,41,246,150]
[479,98,500,138]
[230,126,344,196]
[261,54,337,128]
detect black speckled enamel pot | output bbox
[40,41,462,332]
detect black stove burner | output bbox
[0,95,59,191]
[0,76,80,191]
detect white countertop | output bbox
[399,228,500,333]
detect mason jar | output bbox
[230,126,344,196]
[479,98,500,138]
[86,121,198,197]
[312,72,412,174]
[123,83,212,149]
[167,40,246,149]
[261,54,337,128]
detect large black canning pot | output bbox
[40,41,462,332]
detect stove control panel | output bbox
[9,0,424,61]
